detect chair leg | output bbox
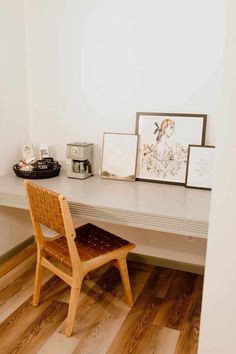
[116,257,133,307]
[64,281,82,337]
[33,257,43,307]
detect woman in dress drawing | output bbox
[142,118,187,178]
[154,119,175,149]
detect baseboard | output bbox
[128,252,205,275]
[0,235,35,265]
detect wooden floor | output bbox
[0,252,203,354]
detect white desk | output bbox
[0,172,211,239]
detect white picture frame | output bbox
[101,133,138,181]
[185,145,215,190]
[135,112,207,185]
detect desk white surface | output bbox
[0,172,211,238]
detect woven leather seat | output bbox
[43,223,130,267]
[24,181,135,337]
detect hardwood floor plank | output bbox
[0,254,36,289]
[153,268,175,299]
[38,332,78,354]
[71,264,151,354]
[0,275,68,352]
[174,274,203,354]
[0,262,36,305]
[134,325,180,354]
[0,243,36,278]
[107,267,172,354]
[188,274,203,319]
[153,326,180,354]
[128,261,155,273]
[0,257,38,323]
[0,298,49,352]
[4,300,68,354]
[181,316,200,354]
[154,271,197,330]
[0,266,53,323]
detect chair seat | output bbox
[42,223,132,268]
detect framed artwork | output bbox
[135,112,207,185]
[101,132,138,181]
[185,145,215,190]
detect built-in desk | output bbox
[0,172,211,239]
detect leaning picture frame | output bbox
[185,145,215,190]
[135,112,207,185]
[101,132,138,181]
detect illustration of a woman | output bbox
[141,118,187,178]
[154,118,175,149]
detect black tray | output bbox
[13,164,61,179]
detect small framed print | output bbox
[185,145,215,190]
[101,132,138,181]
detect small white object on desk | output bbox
[39,144,49,159]
[22,143,35,164]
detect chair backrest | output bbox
[25,181,66,235]
[24,180,81,268]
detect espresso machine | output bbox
[66,142,93,179]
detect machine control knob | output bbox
[71,147,79,155]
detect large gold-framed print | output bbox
[135,112,207,185]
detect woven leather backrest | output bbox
[26,182,66,236]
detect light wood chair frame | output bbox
[24,180,135,337]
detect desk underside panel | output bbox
[0,193,207,238]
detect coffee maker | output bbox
[66,142,93,179]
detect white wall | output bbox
[0,0,29,175]
[24,0,226,173]
[0,0,32,256]
[199,0,236,352]
[0,207,32,256]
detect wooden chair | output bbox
[24,180,135,337]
